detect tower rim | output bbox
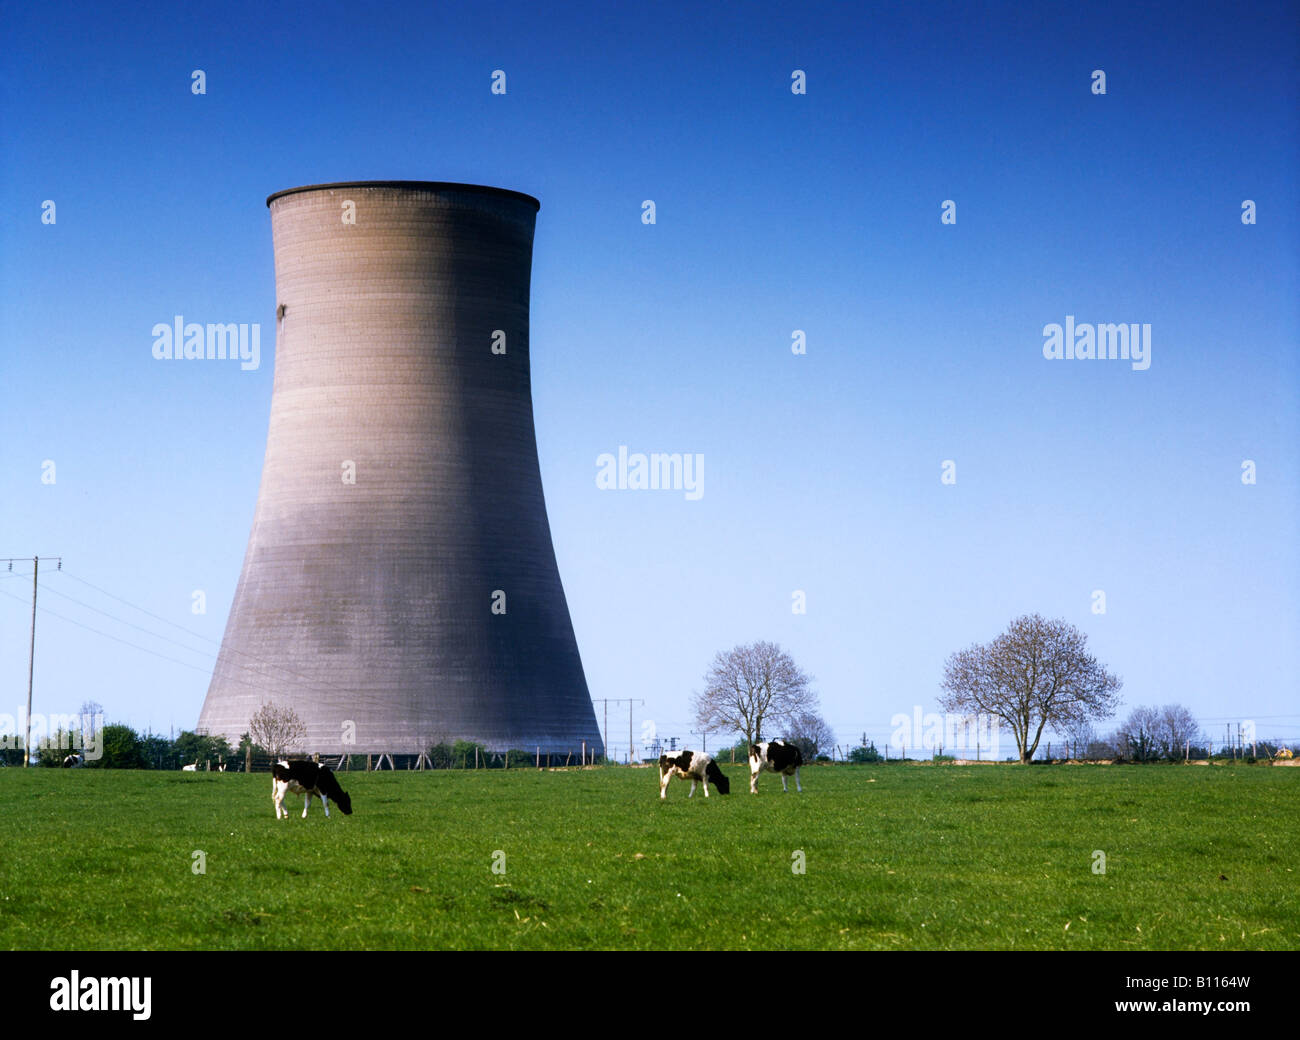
[266,181,540,211]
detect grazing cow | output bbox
[749,739,803,793]
[61,753,83,768]
[272,759,353,819]
[658,749,730,799]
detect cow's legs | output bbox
[322,794,330,818]
[301,792,311,818]
[688,779,697,798]
[794,766,802,793]
[781,772,789,792]
[750,770,759,794]
[273,780,287,819]
[659,770,671,799]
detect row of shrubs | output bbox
[0,724,231,769]
[0,725,277,770]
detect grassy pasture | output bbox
[0,763,1295,950]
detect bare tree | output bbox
[787,712,836,761]
[247,702,306,759]
[940,614,1121,764]
[1063,718,1097,760]
[79,701,104,746]
[692,641,816,748]
[1158,703,1200,759]
[1116,705,1162,762]
[1114,703,1200,761]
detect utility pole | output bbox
[4,556,62,766]
[592,699,643,765]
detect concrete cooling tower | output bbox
[197,181,603,758]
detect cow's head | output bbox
[335,789,353,815]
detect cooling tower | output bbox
[197,181,603,757]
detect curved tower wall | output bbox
[197,182,603,756]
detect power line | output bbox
[1,568,543,741]
[0,586,214,675]
[592,699,643,763]
[19,567,371,711]
[59,570,223,648]
[35,580,217,657]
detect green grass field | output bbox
[1,763,1296,950]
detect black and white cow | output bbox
[61,753,83,768]
[748,739,803,793]
[658,750,730,799]
[272,760,353,819]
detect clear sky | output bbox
[2,0,1297,760]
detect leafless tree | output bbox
[247,702,306,759]
[1063,718,1098,760]
[1158,704,1200,759]
[940,614,1121,764]
[692,641,816,748]
[1114,703,1201,761]
[787,712,836,761]
[1116,705,1162,762]
[79,701,104,745]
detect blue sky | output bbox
[2,0,1297,759]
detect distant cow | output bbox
[272,759,353,819]
[61,753,83,768]
[181,760,199,772]
[658,750,730,799]
[749,739,803,793]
